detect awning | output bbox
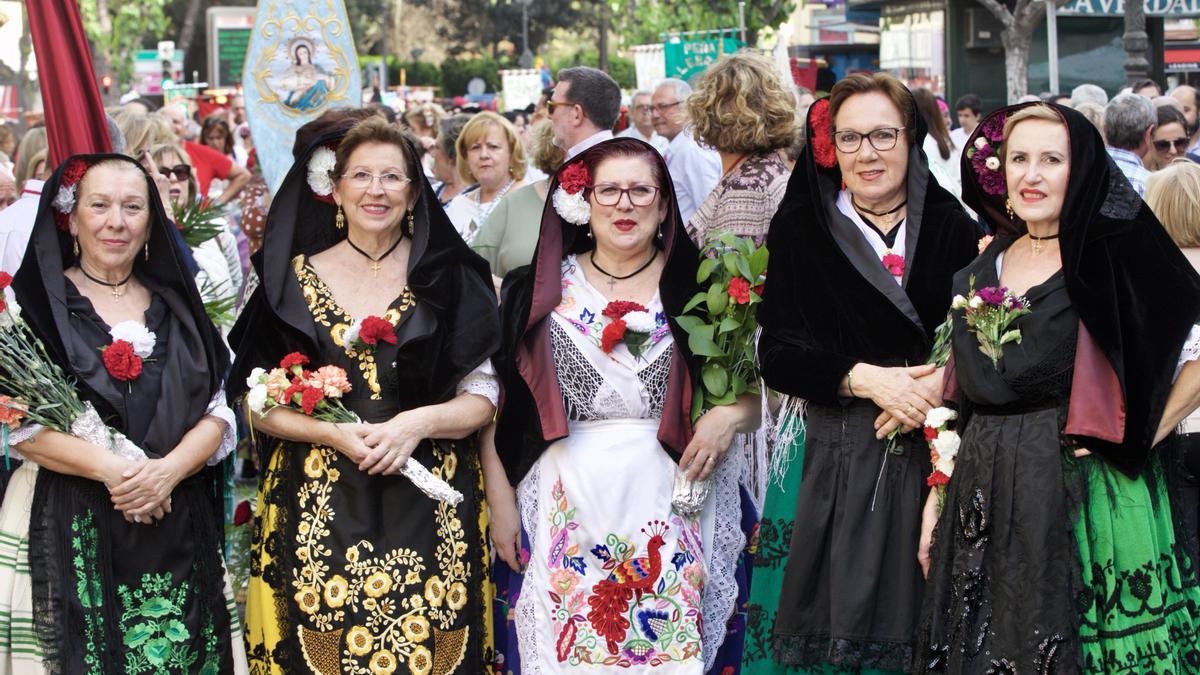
[1166,45,1200,72]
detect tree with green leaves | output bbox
[80,0,172,89]
[611,0,795,47]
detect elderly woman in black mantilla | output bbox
[228,116,501,673]
[488,137,759,671]
[914,103,1200,672]
[754,72,980,673]
[0,154,245,672]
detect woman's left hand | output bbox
[109,457,183,518]
[358,410,429,475]
[679,406,738,481]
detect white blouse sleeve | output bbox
[204,387,239,465]
[1175,323,1200,382]
[456,358,500,407]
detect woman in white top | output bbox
[444,112,527,245]
[914,88,962,198]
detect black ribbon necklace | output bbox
[1027,231,1060,255]
[79,263,134,301]
[591,249,658,291]
[852,197,907,217]
[346,234,404,277]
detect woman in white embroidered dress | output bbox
[489,137,758,672]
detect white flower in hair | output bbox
[109,321,157,358]
[553,188,591,226]
[307,146,337,197]
[53,183,77,214]
[623,310,657,334]
[984,156,1000,171]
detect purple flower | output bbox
[1005,296,1025,310]
[970,143,1008,196]
[980,112,1007,143]
[976,286,1009,307]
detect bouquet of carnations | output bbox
[675,232,768,422]
[922,406,959,510]
[951,275,1032,367]
[0,271,149,465]
[244,352,462,505]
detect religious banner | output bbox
[663,32,745,84]
[244,0,361,192]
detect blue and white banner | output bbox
[243,0,362,192]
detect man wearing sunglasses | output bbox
[548,66,620,161]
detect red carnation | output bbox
[359,316,397,346]
[232,500,252,526]
[882,253,905,277]
[753,283,764,297]
[602,300,648,319]
[809,99,837,169]
[0,272,11,290]
[61,159,89,187]
[282,377,305,405]
[926,470,950,487]
[924,426,939,442]
[102,340,143,382]
[280,352,310,370]
[557,161,591,194]
[728,277,751,304]
[300,386,324,415]
[600,319,627,353]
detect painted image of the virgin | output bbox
[280,38,332,111]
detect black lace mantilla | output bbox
[773,634,914,672]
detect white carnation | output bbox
[52,183,76,214]
[623,310,657,333]
[307,146,336,197]
[109,320,157,358]
[951,294,968,310]
[245,367,266,389]
[969,295,984,309]
[343,318,363,350]
[552,187,591,226]
[935,455,957,476]
[925,406,958,430]
[0,300,18,330]
[247,384,269,415]
[931,430,961,461]
[984,156,1000,171]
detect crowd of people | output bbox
[0,52,1199,675]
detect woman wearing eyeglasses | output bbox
[147,143,243,332]
[1151,105,1191,170]
[755,73,980,673]
[230,116,501,672]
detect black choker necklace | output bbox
[590,249,658,291]
[346,235,404,277]
[852,197,907,217]
[79,265,134,301]
[1027,231,1060,255]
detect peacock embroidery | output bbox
[588,520,670,655]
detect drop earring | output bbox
[336,206,345,230]
[407,210,415,236]
[144,240,150,261]
[1005,196,1015,220]
[72,237,80,257]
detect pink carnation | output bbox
[310,365,352,397]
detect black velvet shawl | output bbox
[227,129,499,409]
[493,138,702,486]
[12,153,228,448]
[962,103,1200,475]
[756,96,980,405]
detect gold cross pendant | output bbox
[111,286,123,301]
[370,262,381,277]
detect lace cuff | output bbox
[205,387,238,465]
[1175,323,1200,382]
[5,423,44,462]
[456,359,499,407]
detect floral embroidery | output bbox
[542,478,704,667]
[116,572,219,674]
[71,512,105,675]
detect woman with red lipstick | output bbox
[490,137,757,671]
[915,103,1200,672]
[229,117,501,673]
[0,154,244,672]
[756,73,980,673]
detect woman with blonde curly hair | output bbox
[685,51,796,248]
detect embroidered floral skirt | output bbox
[244,432,491,675]
[507,419,744,672]
[915,408,1200,674]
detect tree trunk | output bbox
[598,1,610,73]
[176,0,204,64]
[1001,28,1031,104]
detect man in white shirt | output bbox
[652,78,721,226]
[617,91,669,154]
[0,174,43,302]
[949,93,982,154]
[549,67,620,161]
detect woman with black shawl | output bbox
[228,117,501,673]
[490,137,757,671]
[1,154,242,672]
[755,73,980,672]
[914,103,1200,672]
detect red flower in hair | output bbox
[359,316,398,346]
[280,352,310,370]
[600,319,627,353]
[300,386,324,415]
[558,161,591,195]
[61,159,89,187]
[809,99,837,168]
[601,300,647,319]
[926,470,951,487]
[102,340,143,382]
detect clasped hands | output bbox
[102,455,183,525]
[328,409,429,476]
[848,363,943,439]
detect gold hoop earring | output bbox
[407,210,415,236]
[1005,196,1015,220]
[336,206,345,230]
[72,237,80,257]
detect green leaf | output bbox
[708,390,737,407]
[696,258,718,284]
[687,328,724,358]
[999,329,1023,345]
[673,315,705,334]
[718,232,739,250]
[722,252,739,276]
[719,317,741,334]
[681,292,708,314]
[124,622,157,648]
[691,385,705,423]
[731,374,748,395]
[735,255,753,281]
[749,246,769,278]
[702,364,729,397]
[706,283,727,315]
